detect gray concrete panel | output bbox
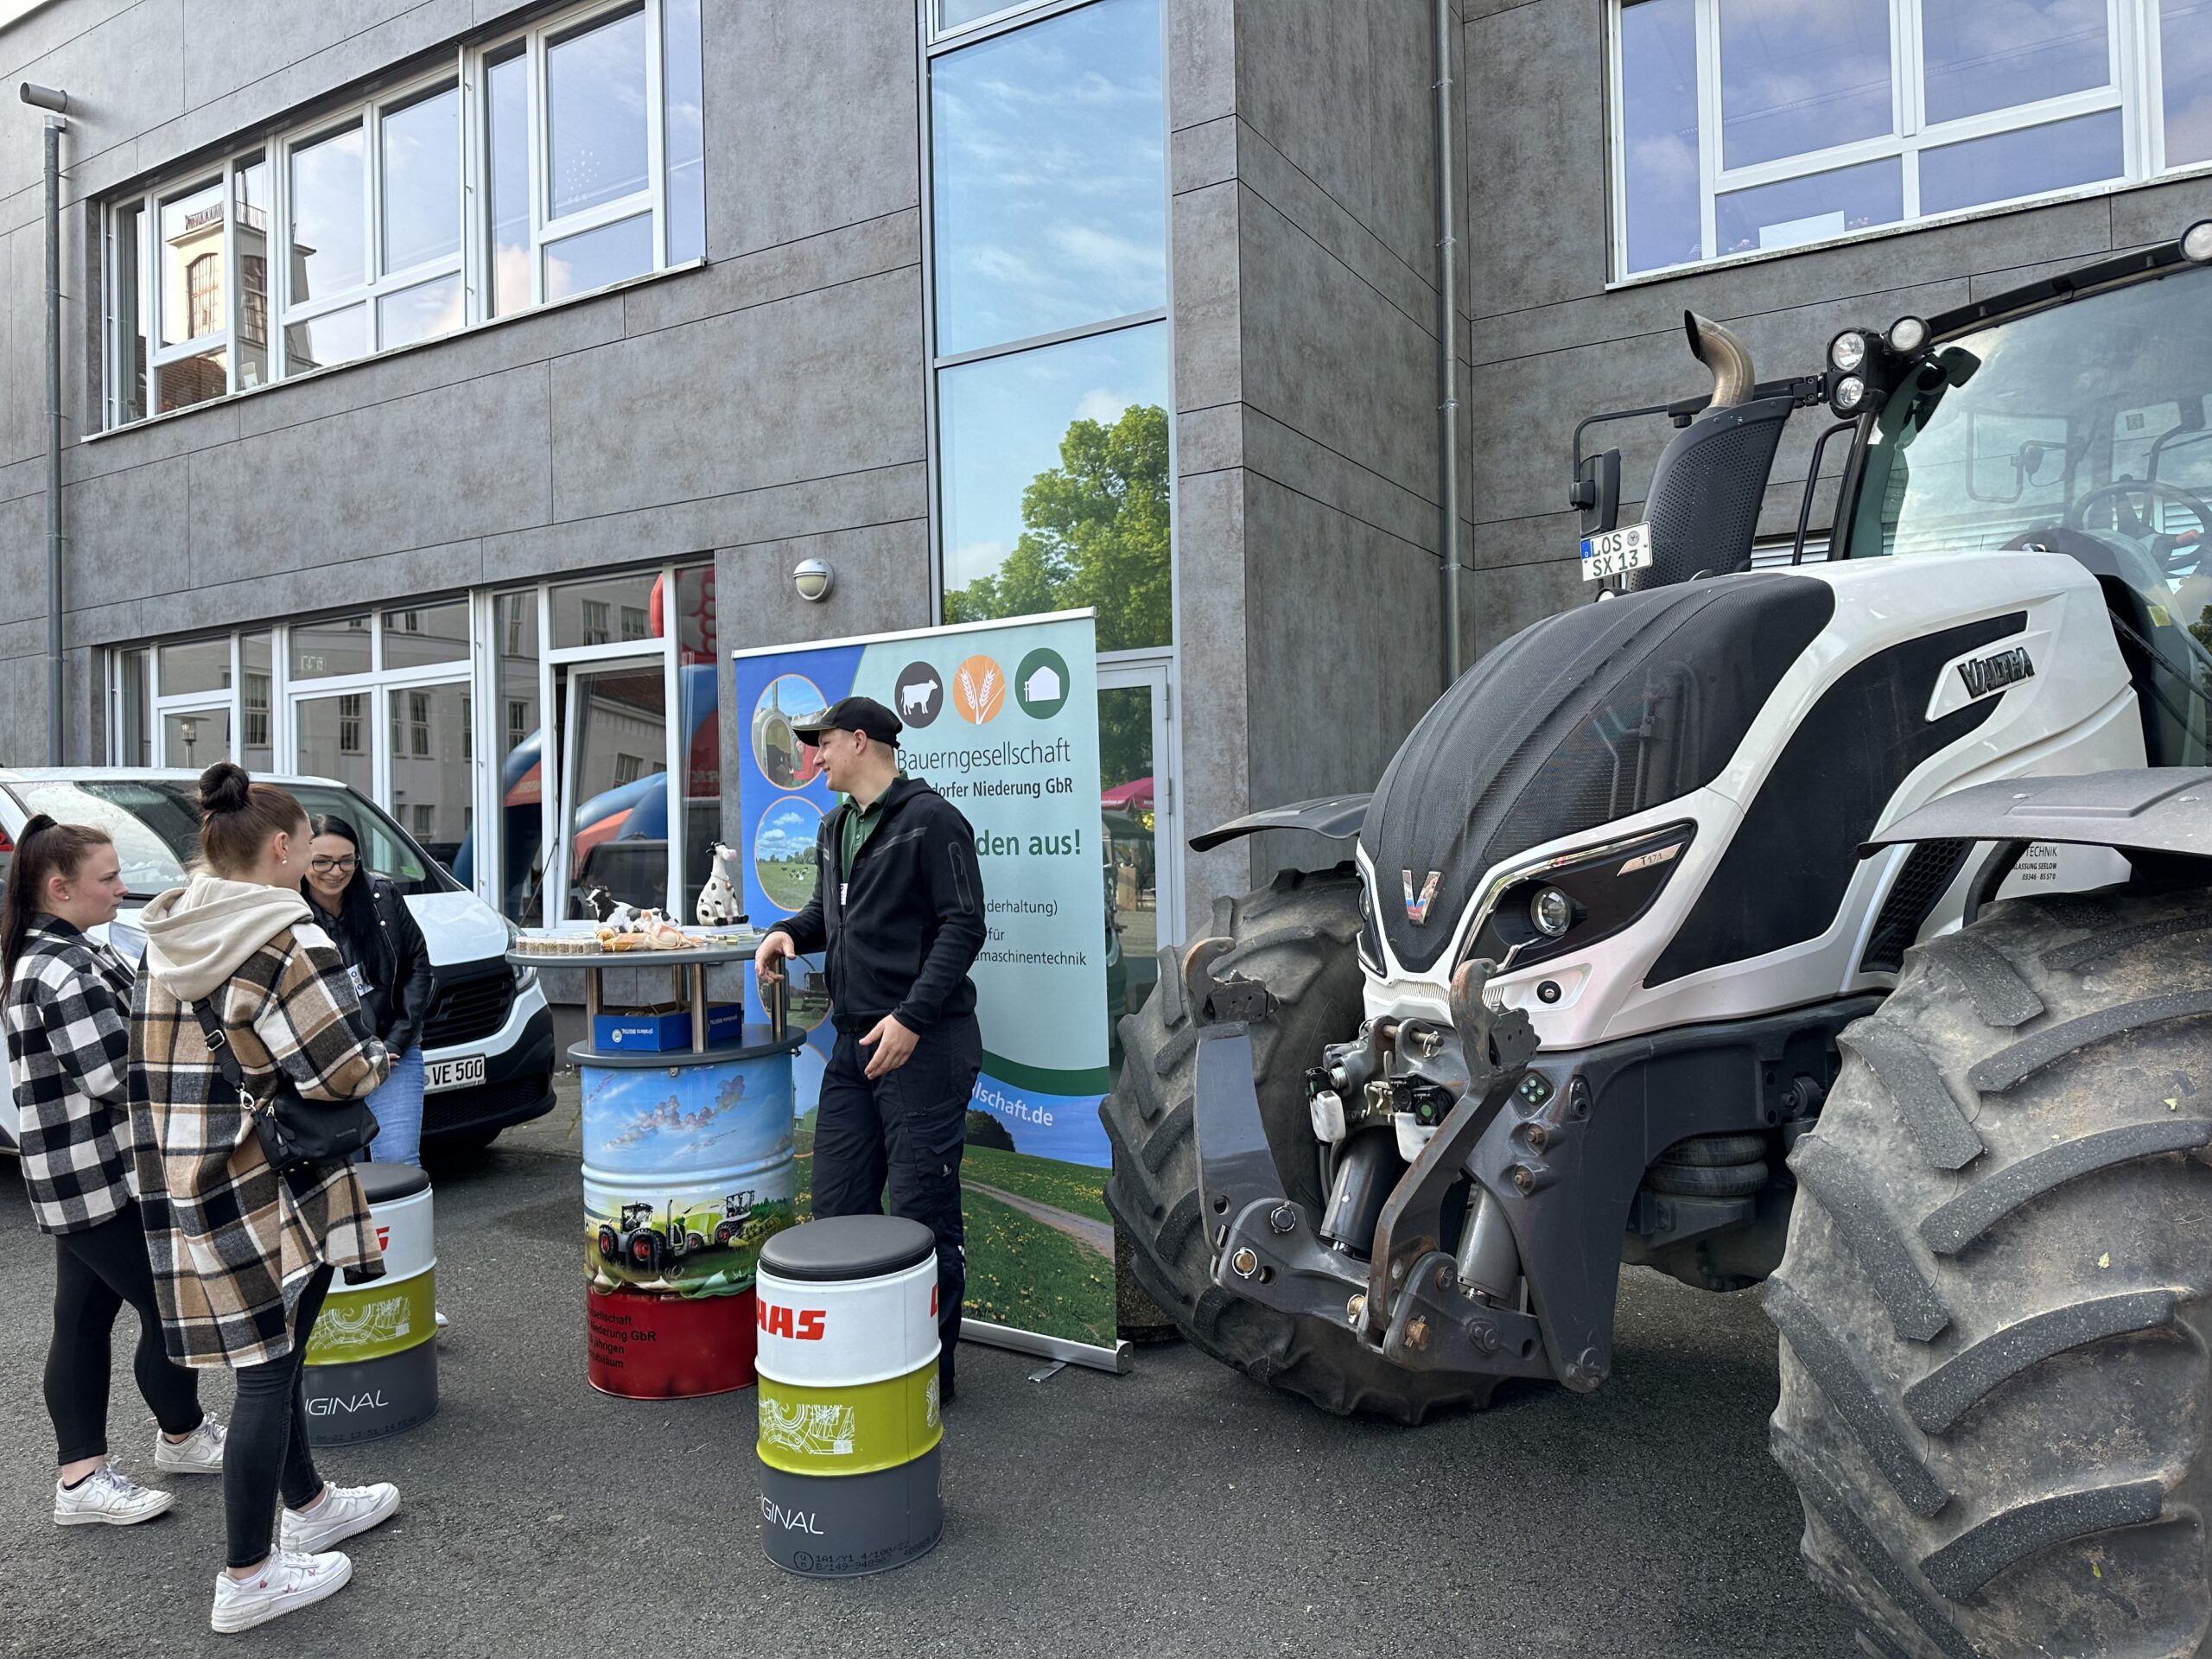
[67,393,242,485]
[0,0,139,80]
[621,210,921,340]
[547,269,923,523]
[1363,0,1443,294]
[717,518,931,658]
[0,491,40,624]
[710,0,920,262]
[1234,1,1375,253]
[186,360,550,586]
[1170,180,1241,413]
[63,596,142,651]
[1174,399,1242,479]
[168,536,483,636]
[1237,184,1434,501]
[1241,405,1434,555]
[1172,465,1248,931]
[1235,118,1433,341]
[1166,0,1236,131]
[180,0,440,108]
[60,449,188,613]
[1462,0,1607,320]
[1468,550,1583,662]
[2110,175,2212,251]
[1170,113,1236,198]
[2,0,183,212]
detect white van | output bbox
[0,770,553,1154]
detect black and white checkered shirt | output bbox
[6,916,138,1234]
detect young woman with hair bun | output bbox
[129,763,402,1633]
[3,813,222,1529]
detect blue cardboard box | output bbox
[593,1003,745,1052]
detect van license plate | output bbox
[424,1054,486,1093]
[1580,524,1650,581]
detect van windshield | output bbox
[1847,261,2212,765]
[3,779,452,899]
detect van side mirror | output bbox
[1572,448,1622,536]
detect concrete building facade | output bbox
[2,0,2209,944]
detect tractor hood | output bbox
[1363,573,1834,971]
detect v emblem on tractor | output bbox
[1402,870,1440,924]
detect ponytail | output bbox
[1,815,115,990]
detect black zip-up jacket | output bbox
[773,775,984,1034]
[306,874,435,1054]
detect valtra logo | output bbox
[758,1300,826,1340]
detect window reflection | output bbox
[388,682,473,870]
[548,6,651,219]
[289,122,366,303]
[234,156,270,388]
[931,0,1166,356]
[383,601,471,669]
[381,84,461,274]
[940,322,1171,649]
[1715,156,1902,255]
[283,305,366,374]
[664,0,706,265]
[544,213,653,300]
[160,180,224,346]
[1921,0,2108,126]
[241,632,273,772]
[158,638,231,696]
[486,44,531,316]
[1621,0,1701,274]
[164,709,231,772]
[291,615,372,679]
[115,201,148,423]
[297,694,374,797]
[2165,0,2212,167]
[564,664,669,917]
[379,272,464,349]
[1918,109,2123,216]
[1718,0,1892,169]
[489,591,544,925]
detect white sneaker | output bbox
[279,1481,399,1554]
[53,1463,176,1527]
[154,1413,227,1476]
[209,1549,352,1633]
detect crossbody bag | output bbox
[188,999,379,1173]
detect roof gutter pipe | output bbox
[1433,0,1463,687]
[22,82,68,765]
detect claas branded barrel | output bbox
[304,1163,437,1446]
[755,1216,944,1576]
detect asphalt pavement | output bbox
[0,1079,1862,1658]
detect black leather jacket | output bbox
[307,874,435,1054]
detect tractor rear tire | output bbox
[1768,886,2212,1659]
[1100,864,1506,1423]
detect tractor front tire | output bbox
[1101,864,1506,1423]
[1769,887,2212,1659]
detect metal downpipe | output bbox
[1433,0,1462,687]
[32,99,66,764]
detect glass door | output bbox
[1096,658,1179,1066]
[557,657,670,919]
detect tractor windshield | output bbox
[1847,261,2212,766]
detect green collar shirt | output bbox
[838,773,905,892]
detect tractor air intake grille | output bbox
[1858,839,1973,975]
[422,965,514,1049]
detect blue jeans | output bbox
[360,1046,425,1166]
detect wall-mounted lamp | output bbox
[793,558,834,603]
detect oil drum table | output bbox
[755,1216,944,1576]
[303,1161,438,1445]
[545,943,806,1400]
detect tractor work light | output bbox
[2184,219,2212,265]
[1529,887,1573,939]
[1832,375,1868,412]
[1886,315,1929,355]
[1828,331,1869,373]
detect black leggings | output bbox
[47,1203,205,1465]
[224,1265,334,1569]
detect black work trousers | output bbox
[225,1264,334,1569]
[811,1014,982,1383]
[47,1202,206,1465]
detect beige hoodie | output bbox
[140,874,318,1001]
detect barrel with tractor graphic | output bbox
[579,1020,804,1398]
[754,1216,944,1576]
[304,1162,438,1446]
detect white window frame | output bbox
[106,561,713,927]
[101,0,700,432]
[1610,0,2205,282]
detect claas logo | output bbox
[376,1226,390,1251]
[757,1300,826,1340]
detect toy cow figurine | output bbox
[696,842,748,926]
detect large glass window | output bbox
[104,0,706,428]
[928,0,1173,650]
[1613,0,2202,277]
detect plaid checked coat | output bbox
[4,916,139,1235]
[129,878,391,1370]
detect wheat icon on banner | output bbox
[954,654,1006,724]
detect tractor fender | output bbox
[1862,767,2212,861]
[1188,794,1370,853]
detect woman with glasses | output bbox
[301,815,433,1166]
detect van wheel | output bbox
[1768,887,2212,1659]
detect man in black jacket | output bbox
[753,696,986,1398]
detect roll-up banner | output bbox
[733,611,1128,1372]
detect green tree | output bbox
[946,402,1172,654]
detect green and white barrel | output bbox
[304,1162,438,1446]
[754,1216,943,1576]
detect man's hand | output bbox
[860,1014,918,1080]
[753,930,797,987]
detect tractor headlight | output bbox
[1529,887,1573,938]
[2183,219,2212,265]
[1357,879,1385,976]
[1828,331,1869,373]
[1885,315,1929,356]
[1832,374,1868,412]
[1465,822,1696,973]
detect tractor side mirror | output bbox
[1573,448,1622,536]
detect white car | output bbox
[0,769,554,1155]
